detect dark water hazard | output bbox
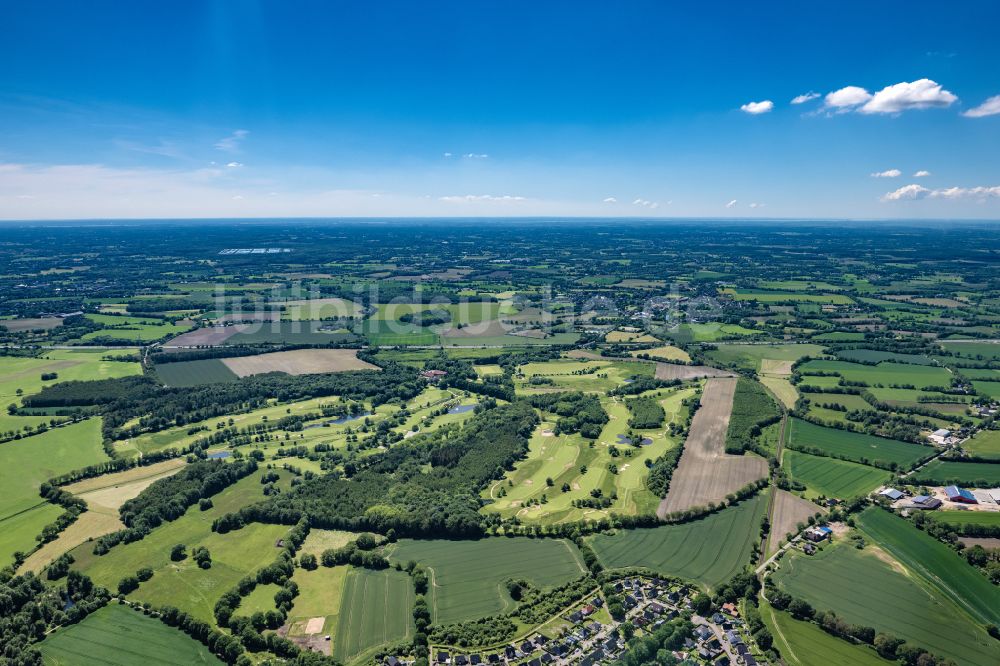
[616,434,652,445]
[208,450,232,459]
[448,404,478,414]
[304,411,373,428]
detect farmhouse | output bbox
[804,526,833,542]
[929,428,952,445]
[944,485,978,504]
[421,369,448,382]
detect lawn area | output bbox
[911,459,1000,486]
[857,507,1000,626]
[285,565,349,638]
[387,538,586,625]
[155,359,239,387]
[69,469,291,624]
[782,450,889,500]
[787,418,931,469]
[760,599,893,666]
[773,540,999,666]
[38,603,223,666]
[796,360,951,389]
[0,419,107,563]
[587,492,767,589]
[332,567,415,663]
[0,349,141,405]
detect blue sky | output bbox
[1,0,999,219]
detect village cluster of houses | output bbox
[387,577,763,666]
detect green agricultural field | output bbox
[38,603,223,666]
[911,459,1000,486]
[723,288,853,305]
[940,341,1000,361]
[69,470,291,623]
[833,349,934,365]
[760,600,893,666]
[0,419,107,564]
[930,511,1000,528]
[796,359,951,389]
[801,391,871,413]
[332,568,415,663]
[154,359,238,387]
[773,540,999,666]
[372,301,500,324]
[971,381,1000,399]
[857,508,1000,626]
[675,323,764,342]
[387,537,586,625]
[441,333,580,347]
[810,331,865,341]
[705,343,825,372]
[961,369,1000,381]
[587,493,767,589]
[226,321,358,345]
[513,359,653,394]
[286,565,349,638]
[783,450,889,500]
[0,349,141,405]
[787,418,930,469]
[81,313,191,342]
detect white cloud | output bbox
[860,79,957,114]
[791,92,820,105]
[439,194,525,202]
[632,198,659,209]
[882,183,1000,202]
[871,169,902,178]
[749,202,765,208]
[214,129,249,153]
[740,100,774,115]
[725,199,738,208]
[913,170,931,177]
[226,162,243,168]
[602,197,617,203]
[463,153,488,159]
[963,94,1000,118]
[442,152,453,158]
[824,86,872,110]
[231,195,244,200]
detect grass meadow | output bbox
[911,459,1000,486]
[782,450,889,500]
[332,568,415,663]
[154,359,238,387]
[587,492,767,589]
[0,349,140,406]
[387,538,586,625]
[796,359,951,389]
[787,418,930,469]
[760,600,893,666]
[39,603,223,665]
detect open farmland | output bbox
[280,297,363,319]
[786,418,931,469]
[163,325,244,347]
[760,600,893,666]
[911,459,1000,486]
[857,507,1000,626]
[333,568,415,663]
[931,511,1000,528]
[221,348,379,377]
[38,603,223,666]
[773,541,999,666]
[766,490,824,555]
[590,492,767,589]
[796,359,951,389]
[514,359,653,394]
[388,538,586,624]
[782,450,889,500]
[285,565,349,640]
[81,313,191,342]
[653,363,736,381]
[155,358,239,386]
[226,320,358,345]
[705,343,825,373]
[0,349,141,405]
[658,378,767,516]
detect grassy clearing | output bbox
[760,599,892,666]
[911,459,1000,485]
[0,350,140,405]
[387,538,586,625]
[286,565,349,638]
[797,360,951,389]
[588,492,767,589]
[857,507,1000,626]
[787,418,930,469]
[333,567,415,663]
[155,359,238,387]
[38,602,223,666]
[783,450,889,500]
[1,503,64,566]
[773,540,998,666]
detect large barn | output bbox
[944,485,978,504]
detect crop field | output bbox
[767,490,824,555]
[787,418,930,468]
[333,568,415,663]
[723,288,853,304]
[833,349,935,365]
[69,470,291,623]
[285,565,349,638]
[940,340,1000,360]
[796,359,951,389]
[759,376,798,408]
[659,379,768,516]
[931,511,1000,528]
[972,380,1000,399]
[0,317,64,332]
[372,301,500,324]
[629,345,690,362]
[38,603,223,666]
[605,329,660,343]
[773,541,999,666]
[20,509,123,573]
[81,313,191,342]
[675,323,764,342]
[653,363,736,381]
[802,391,880,413]
[221,348,379,377]
[280,297,364,319]
[0,349,141,405]
[484,389,693,523]
[155,358,239,386]
[911,459,1000,485]
[858,508,1000,626]
[387,537,586,624]
[226,320,358,345]
[589,492,767,589]
[0,419,107,563]
[514,359,653,394]
[705,343,825,372]
[760,600,893,666]
[782,450,888,499]
[163,326,244,346]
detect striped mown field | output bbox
[333,568,415,663]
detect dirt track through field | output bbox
[657,378,767,517]
[654,363,737,381]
